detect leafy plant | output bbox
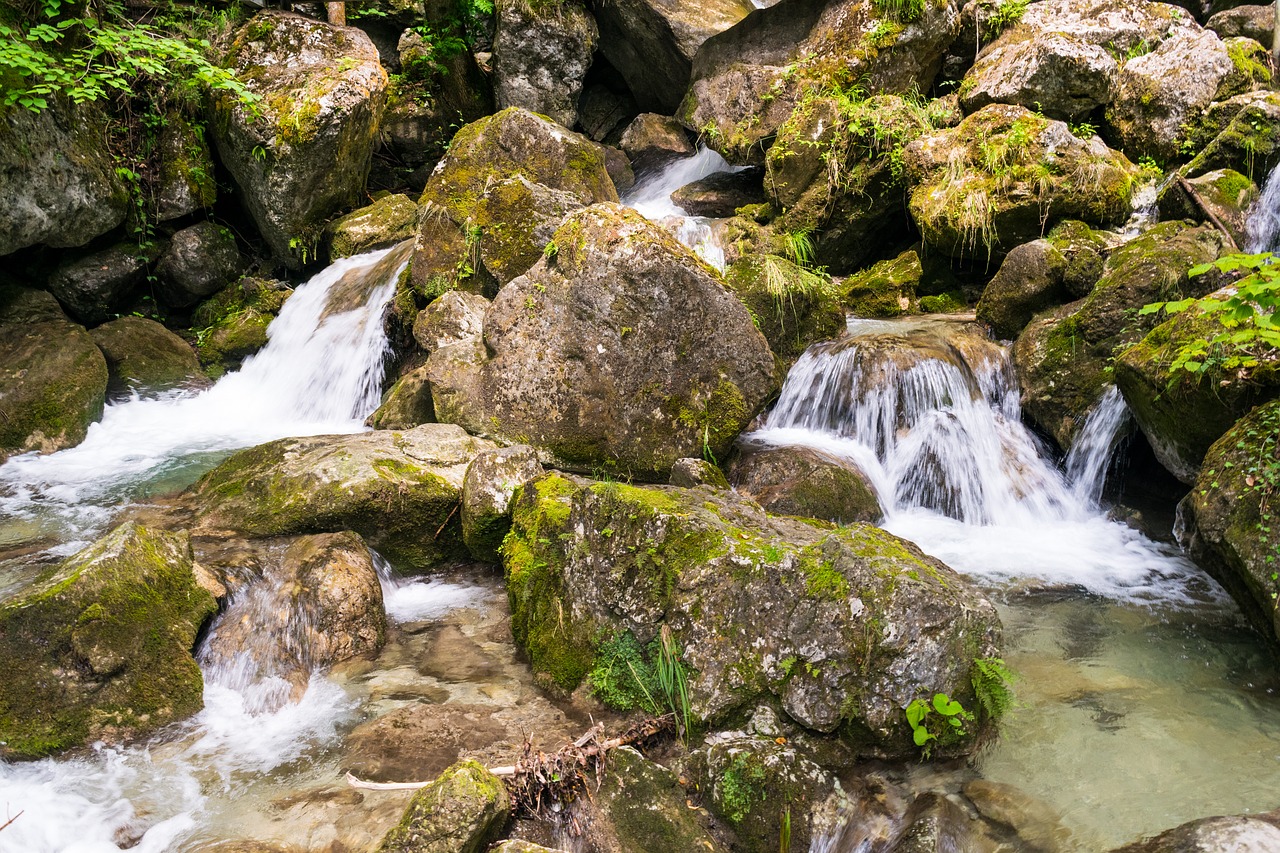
[971,657,1016,720]
[905,692,974,757]
[1139,252,1280,378]
[982,0,1028,38]
[872,0,925,23]
[781,228,816,269]
[719,752,767,824]
[589,627,694,740]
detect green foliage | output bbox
[970,657,1016,720]
[403,24,467,80]
[0,0,256,113]
[1140,252,1280,377]
[589,626,693,740]
[781,229,816,269]
[904,692,974,758]
[719,752,767,824]
[982,0,1028,38]
[1069,121,1097,139]
[872,0,925,23]
[1212,404,1280,597]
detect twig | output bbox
[1175,174,1240,251]
[0,810,23,833]
[432,502,460,540]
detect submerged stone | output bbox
[90,316,207,400]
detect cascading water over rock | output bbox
[624,147,742,271]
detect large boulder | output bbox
[190,277,292,376]
[0,99,128,257]
[723,254,845,361]
[975,239,1069,340]
[729,444,882,524]
[503,473,1002,754]
[1156,169,1257,249]
[154,221,245,308]
[1014,222,1227,447]
[681,0,961,164]
[904,104,1137,259]
[376,760,509,853]
[1111,809,1280,852]
[324,193,417,260]
[1116,300,1280,483]
[89,316,206,400]
[620,112,696,169]
[1181,400,1280,644]
[0,522,217,758]
[191,424,498,570]
[0,289,108,462]
[47,242,155,324]
[213,12,388,267]
[595,0,755,114]
[1184,90,1280,181]
[842,250,924,318]
[1207,5,1274,48]
[492,0,597,128]
[426,204,777,479]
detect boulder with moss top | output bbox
[213,11,388,267]
[324,194,417,260]
[0,522,217,758]
[191,277,293,375]
[904,104,1137,259]
[724,254,844,361]
[1156,169,1257,248]
[376,759,509,853]
[976,240,1069,340]
[192,423,499,571]
[0,289,108,462]
[842,250,923,317]
[1115,298,1280,483]
[426,204,776,479]
[90,316,206,400]
[1014,222,1227,447]
[730,444,882,524]
[461,444,545,563]
[1045,220,1108,298]
[1184,90,1280,181]
[493,0,597,128]
[503,472,1001,754]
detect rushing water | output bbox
[741,317,1280,850]
[1247,160,1280,252]
[623,147,742,271]
[0,241,411,564]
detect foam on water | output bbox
[624,147,741,271]
[1247,159,1280,252]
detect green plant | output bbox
[904,692,974,758]
[970,657,1016,720]
[1140,252,1280,377]
[872,0,925,23]
[781,229,816,269]
[1205,404,1280,598]
[589,627,694,739]
[288,236,316,265]
[719,752,767,824]
[543,239,558,260]
[779,806,791,853]
[982,0,1028,38]
[1069,120,1097,139]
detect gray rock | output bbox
[1157,169,1258,249]
[461,445,544,563]
[1206,4,1274,48]
[155,113,217,222]
[213,12,388,267]
[47,243,154,324]
[1185,90,1280,181]
[412,290,489,352]
[324,194,417,260]
[730,444,882,524]
[1110,808,1280,852]
[961,32,1117,121]
[368,365,436,430]
[670,457,729,488]
[473,175,589,286]
[426,204,777,480]
[0,100,128,256]
[375,760,509,853]
[672,170,763,217]
[975,240,1070,340]
[620,112,695,168]
[493,0,598,128]
[155,222,244,307]
[89,316,206,400]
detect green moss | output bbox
[719,752,768,824]
[799,552,851,601]
[919,290,966,313]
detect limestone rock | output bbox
[325,194,417,259]
[1184,90,1280,181]
[0,99,128,256]
[504,473,1002,753]
[493,0,598,128]
[213,12,388,267]
[461,445,545,563]
[730,444,882,524]
[47,242,154,324]
[155,222,245,307]
[90,316,206,400]
[0,522,217,758]
[1207,5,1274,48]
[426,204,776,479]
[1157,169,1258,249]
[670,457,730,488]
[191,277,293,375]
[412,290,489,352]
[724,254,844,361]
[961,32,1117,121]
[975,240,1069,340]
[842,250,924,318]
[376,760,509,853]
[368,365,436,430]
[671,170,763,217]
[155,113,218,222]
[472,176,588,286]
[1111,807,1280,852]
[620,112,695,169]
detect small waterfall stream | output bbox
[1247,160,1280,252]
[623,147,742,271]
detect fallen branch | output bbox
[1175,174,1240,251]
[0,810,23,834]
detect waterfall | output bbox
[624,147,742,271]
[745,318,1209,603]
[0,241,411,545]
[1247,160,1280,252]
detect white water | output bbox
[1247,160,1280,252]
[746,320,1215,604]
[0,241,410,552]
[623,147,742,271]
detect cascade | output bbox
[1063,385,1131,507]
[623,147,743,271]
[0,241,411,550]
[1247,159,1280,252]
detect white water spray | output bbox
[624,147,742,271]
[1247,159,1280,252]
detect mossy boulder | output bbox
[1184,90,1280,181]
[0,292,108,462]
[47,242,155,325]
[1115,300,1280,484]
[461,445,544,563]
[729,444,882,524]
[368,365,436,430]
[492,0,597,128]
[1014,222,1227,447]
[975,239,1069,340]
[1184,409,1280,643]
[842,250,923,318]
[155,222,245,309]
[190,277,293,375]
[155,112,217,222]
[324,193,417,260]
[191,423,498,571]
[376,760,509,853]
[412,289,489,352]
[724,254,844,361]
[89,316,206,400]
[503,472,1001,753]
[904,104,1137,259]
[0,522,217,758]
[960,31,1117,121]
[1106,29,1254,163]
[1156,169,1258,249]
[594,746,728,852]
[472,175,589,286]
[0,98,128,256]
[427,204,776,480]
[1045,219,1109,298]
[213,11,388,267]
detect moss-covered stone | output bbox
[725,255,845,361]
[461,445,544,564]
[155,111,217,222]
[368,364,436,430]
[842,250,922,318]
[976,239,1069,340]
[0,522,217,758]
[190,277,293,376]
[596,746,727,852]
[502,473,1001,755]
[376,759,509,853]
[1184,90,1280,182]
[324,193,417,260]
[1156,169,1258,249]
[730,445,882,524]
[90,316,206,400]
[1045,219,1107,298]
[192,424,498,571]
